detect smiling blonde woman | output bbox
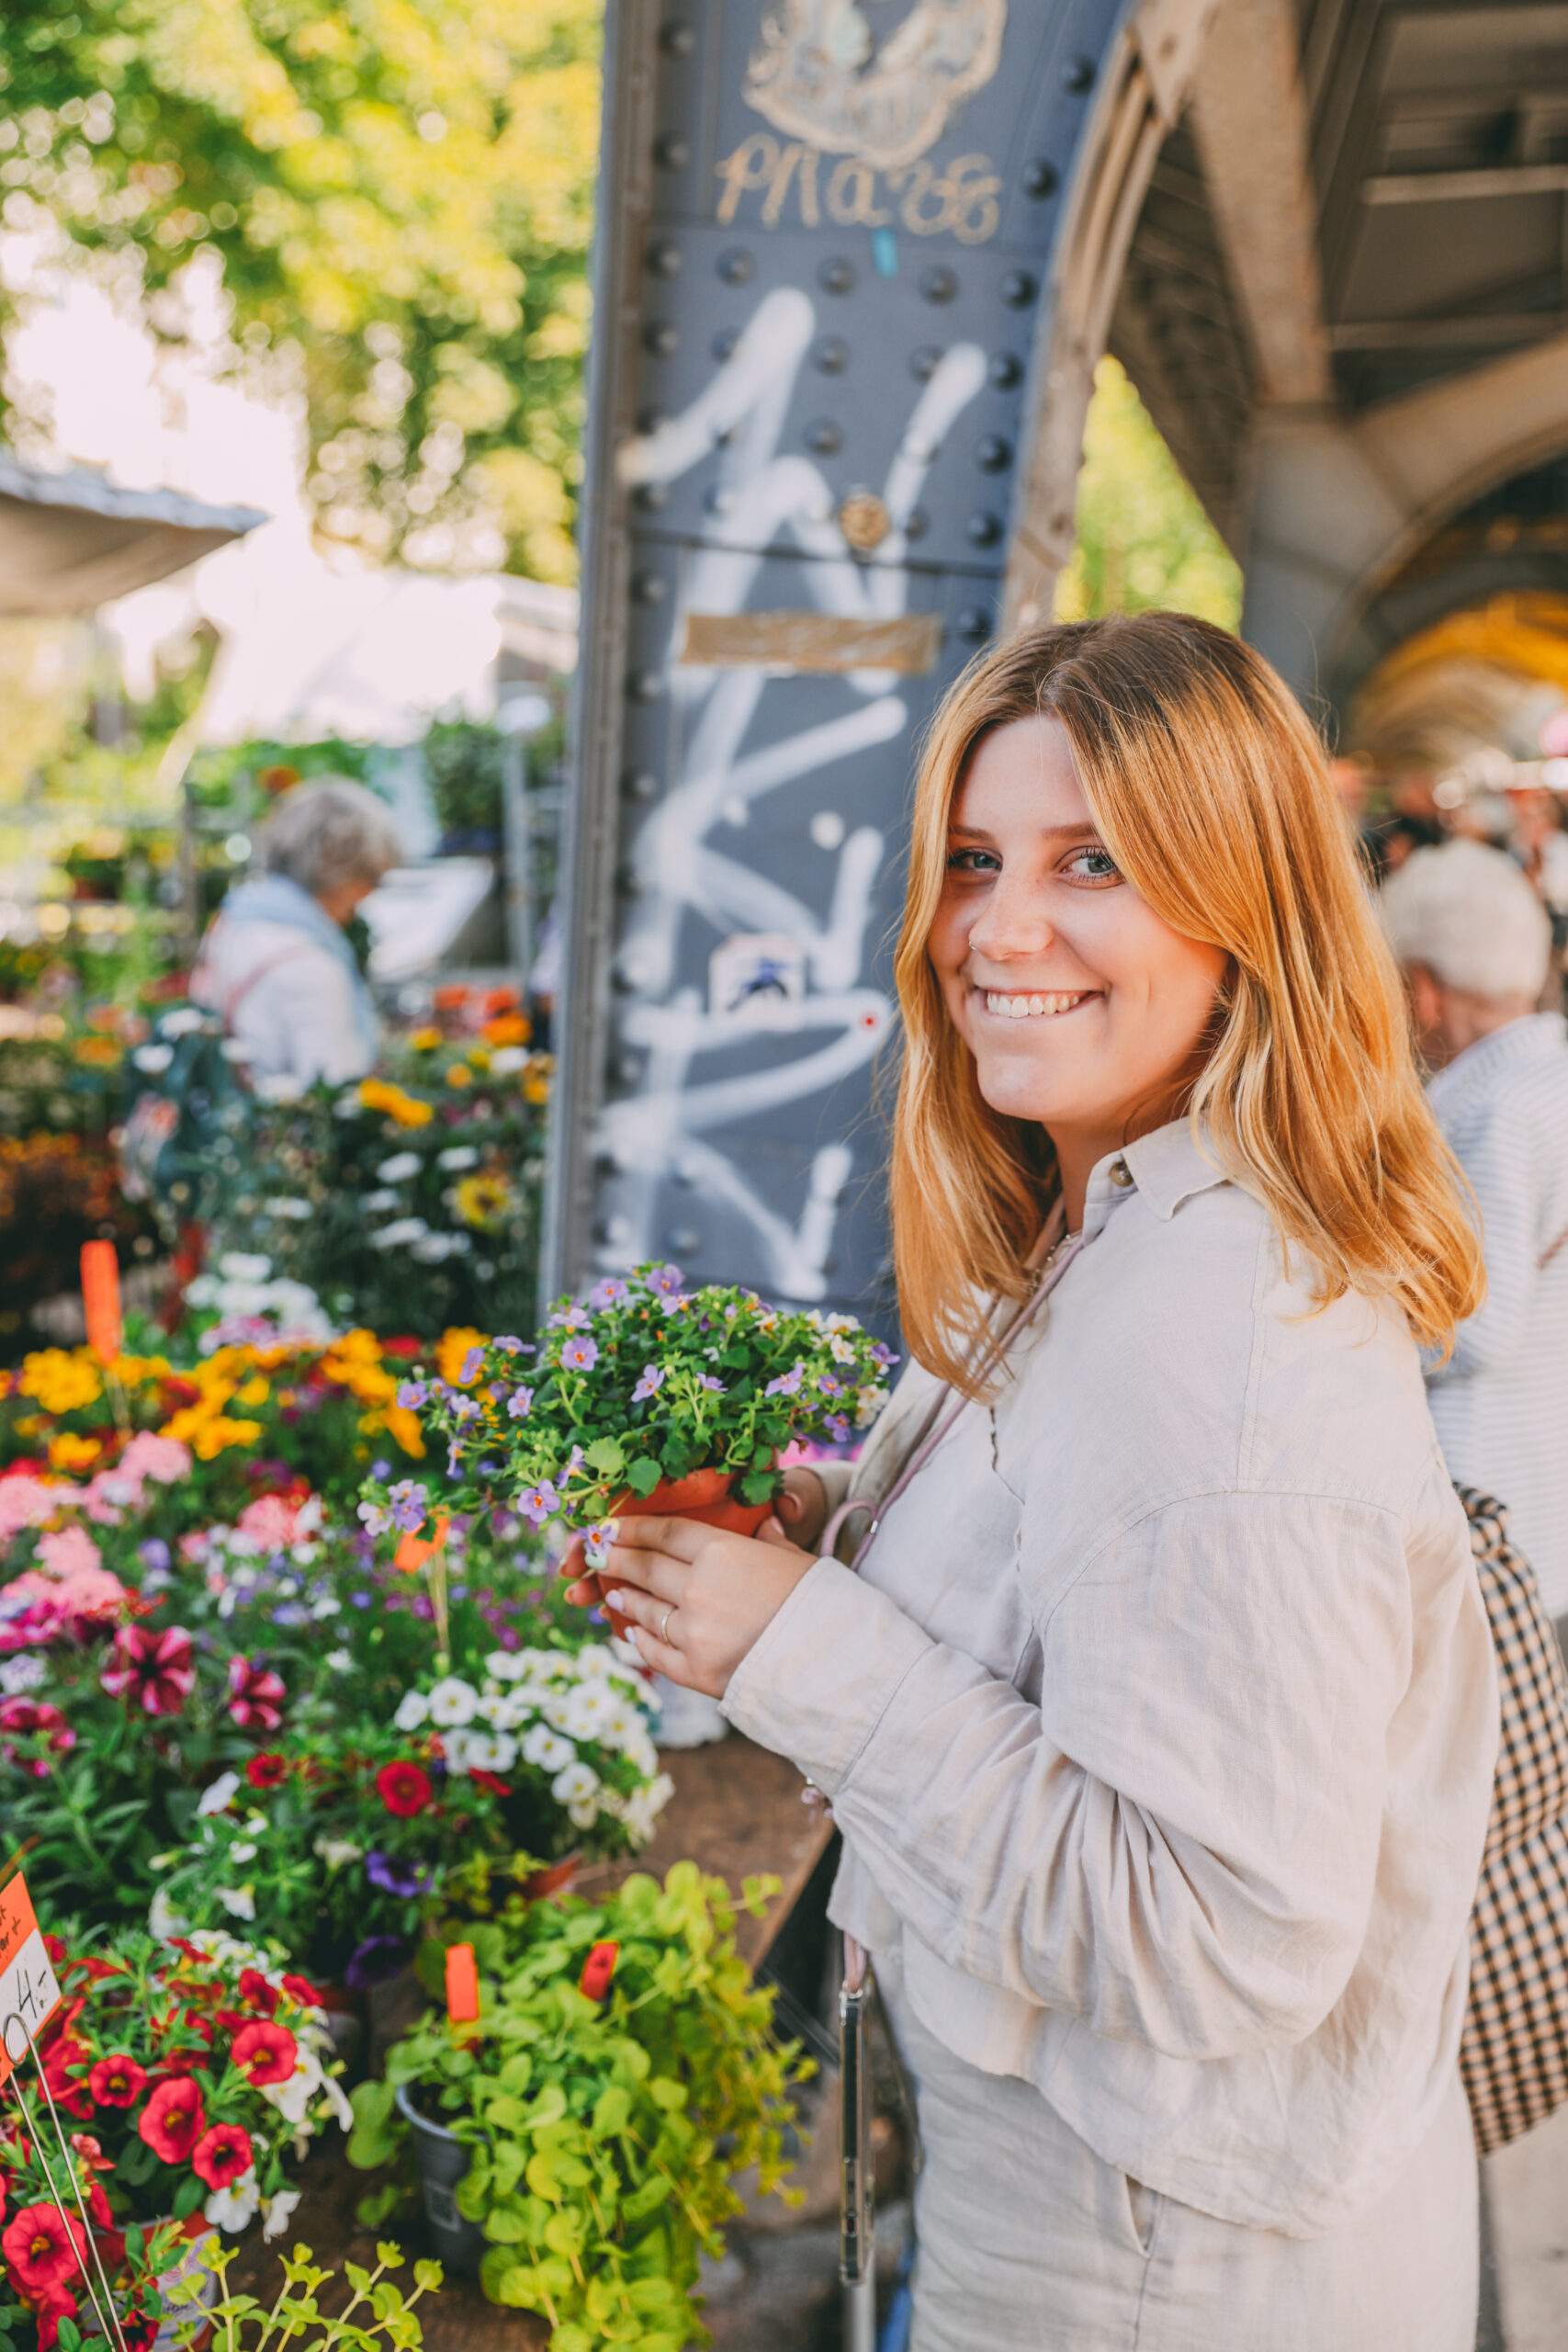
[596,614,1500,2350]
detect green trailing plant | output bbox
[346,1863,809,2352]
[204,2238,442,2352]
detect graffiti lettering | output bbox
[715,137,1002,242]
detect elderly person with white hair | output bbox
[1382,838,1568,1627]
[193,777,402,1088]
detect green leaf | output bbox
[584,1436,625,1475]
[738,1468,776,1505]
[172,2171,206,2221]
[413,2260,443,2293]
[625,1456,662,1497]
[620,2174,671,2222]
[592,2084,631,2137]
[648,2078,687,2111]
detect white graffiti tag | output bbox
[603,286,985,1297]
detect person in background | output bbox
[192,777,402,1088]
[1506,784,1568,962]
[1382,839,1568,1635]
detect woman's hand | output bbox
[588,1511,819,1697]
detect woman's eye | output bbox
[1062,845,1120,883]
[944,847,1001,875]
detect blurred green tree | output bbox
[0,0,598,582]
[1055,357,1242,630]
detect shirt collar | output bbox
[1080,1118,1229,1238]
[1426,1012,1567,1112]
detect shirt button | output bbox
[1109,1158,1134,1188]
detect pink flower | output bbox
[0,1697,75,1774]
[118,1432,192,1486]
[6,1559,128,1632]
[0,1477,59,1543]
[227,1655,286,1732]
[100,1625,194,1717]
[36,1527,103,1583]
[235,1494,303,1548]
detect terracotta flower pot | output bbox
[521,1852,581,1901]
[566,1466,774,1639]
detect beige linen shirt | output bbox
[722,1120,1499,2238]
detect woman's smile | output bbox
[977,986,1102,1021]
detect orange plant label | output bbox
[445,1942,479,2023]
[579,1941,618,2002]
[393,1512,451,1576]
[0,1872,62,2090]
[80,1240,122,1367]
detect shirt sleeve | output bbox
[1428,1091,1540,1383]
[721,1487,1409,2060]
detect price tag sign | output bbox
[0,1872,62,2089]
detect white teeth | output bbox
[984,990,1092,1019]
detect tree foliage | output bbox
[1056,357,1242,631]
[0,0,600,581]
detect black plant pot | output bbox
[395,2084,487,2277]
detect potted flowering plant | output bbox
[0,1930,350,2348]
[359,1263,893,1584]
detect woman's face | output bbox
[928,714,1229,1164]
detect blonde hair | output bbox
[892,612,1484,1391]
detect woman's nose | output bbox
[967,874,1054,964]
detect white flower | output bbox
[855,1385,890,1428]
[575,1644,623,1680]
[484,1649,527,1682]
[393,1690,430,1731]
[622,1771,675,1844]
[254,1073,303,1104]
[313,1838,362,1870]
[476,1691,524,1730]
[325,1648,352,1672]
[427,1676,479,1727]
[161,1008,208,1038]
[563,1682,617,1741]
[370,1217,428,1250]
[132,1043,174,1073]
[568,1798,600,1829]
[148,1885,189,1940]
[829,1333,857,1364]
[261,2044,321,2127]
[524,1724,575,1771]
[230,1841,258,1865]
[440,1728,475,1775]
[551,1759,601,1806]
[360,1189,399,1213]
[206,2170,261,2233]
[216,1885,256,1920]
[261,2186,302,2240]
[376,1151,423,1183]
[436,1144,479,1170]
[310,1594,342,1619]
[489,1046,527,1075]
[218,1251,272,1283]
[542,1692,577,1735]
[464,1730,517,1771]
[316,2072,354,2132]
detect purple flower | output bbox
[345,1935,409,1990]
[507,1385,535,1419]
[388,1480,430,1533]
[396,1381,428,1409]
[631,1364,665,1403]
[765,1361,805,1398]
[351,1590,372,1609]
[817,1374,844,1397]
[696,1374,725,1394]
[549,1305,591,1330]
[138,1538,171,1574]
[560,1335,599,1373]
[367,1851,434,1898]
[519,1481,560,1527]
[871,1342,897,1372]
[647,1263,683,1296]
[446,1440,466,1477]
[459,1347,486,1384]
[587,1278,629,1309]
[451,1396,479,1424]
[824,1415,852,1443]
[496,1334,524,1353]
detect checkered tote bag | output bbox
[1457,1485,1568,2154]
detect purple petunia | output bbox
[367,1851,434,1898]
[396,1380,428,1410]
[631,1364,665,1403]
[646,1263,683,1296]
[519,1480,560,1527]
[587,1278,629,1309]
[765,1361,805,1398]
[459,1347,486,1385]
[560,1335,598,1373]
[507,1385,535,1419]
[388,1480,430,1533]
[696,1374,725,1394]
[824,1414,852,1444]
[345,1935,409,1991]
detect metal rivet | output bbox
[909,345,942,381]
[622,771,659,802]
[593,1149,622,1178]
[957,605,992,640]
[636,404,668,434]
[634,482,669,512]
[905,506,930,540]
[631,571,666,605]
[999,270,1036,309]
[818,255,856,295]
[812,334,849,374]
[1109,1158,1134,1188]
[1062,54,1095,93]
[703,481,734,514]
[653,130,690,168]
[626,669,663,701]
[988,350,1022,390]
[806,417,843,456]
[658,18,695,55]
[966,510,1002,547]
[615,863,642,899]
[919,266,957,304]
[614,1053,642,1085]
[711,326,739,364]
[647,239,682,277]
[643,320,678,356]
[976,434,1013,471]
[1022,158,1059,198]
[668,1228,702,1256]
[717,247,754,286]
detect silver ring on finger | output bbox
[660,1605,674,1646]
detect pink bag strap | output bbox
[820,1204,1084,1570]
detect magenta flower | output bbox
[101,1625,195,1719]
[519,1481,560,1527]
[228,1654,286,1732]
[631,1364,665,1403]
[560,1336,598,1373]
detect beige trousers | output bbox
[881,1960,1479,2352]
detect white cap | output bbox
[1381,839,1551,1001]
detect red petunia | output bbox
[191,2123,254,2192]
[31,2284,81,2352]
[237,1968,278,2016]
[2,2201,85,2294]
[41,2035,94,2123]
[230,2020,298,2086]
[136,2076,207,2164]
[281,1973,325,2008]
[245,1752,288,1790]
[68,2134,112,2175]
[100,1625,194,1719]
[469,1769,513,1797]
[87,2054,146,2109]
[227,1656,286,1733]
[375,1760,432,1818]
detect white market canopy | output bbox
[0,449,264,615]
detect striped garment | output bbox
[1425,1012,1568,1615]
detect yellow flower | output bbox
[437,1327,487,1385]
[192,1416,265,1461]
[381,1404,427,1458]
[73,1036,121,1067]
[522,1054,554,1106]
[445,1064,473,1090]
[467,1045,492,1071]
[454,1172,513,1232]
[409,1027,443,1052]
[18,1349,103,1416]
[49,1431,104,1471]
[236,1375,270,1407]
[360,1078,434,1128]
